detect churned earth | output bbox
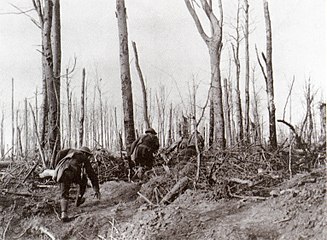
[0,167,326,240]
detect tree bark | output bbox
[50,0,61,159]
[319,103,326,142]
[231,2,243,144]
[263,0,277,149]
[251,67,262,144]
[223,78,232,146]
[79,68,86,147]
[244,0,250,143]
[65,68,72,147]
[43,0,59,162]
[24,98,29,158]
[132,41,150,129]
[116,0,136,151]
[11,78,15,161]
[0,111,4,157]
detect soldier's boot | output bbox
[60,199,69,222]
[75,195,85,207]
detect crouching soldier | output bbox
[40,146,101,222]
[178,130,204,161]
[129,128,159,178]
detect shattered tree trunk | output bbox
[116,0,136,151]
[33,0,61,164]
[244,0,250,143]
[65,68,72,147]
[263,0,277,149]
[24,98,29,158]
[256,1,277,149]
[16,110,23,158]
[32,0,48,151]
[223,78,232,147]
[300,81,315,147]
[11,78,14,161]
[251,68,262,145]
[79,68,86,147]
[231,1,243,144]
[0,112,4,157]
[319,103,326,142]
[43,0,57,162]
[50,0,61,160]
[185,0,225,149]
[132,41,150,129]
[167,103,173,146]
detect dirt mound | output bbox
[1,163,326,239]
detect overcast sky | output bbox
[0,0,326,138]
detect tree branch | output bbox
[185,0,210,43]
[9,3,41,29]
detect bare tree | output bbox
[185,0,225,149]
[256,0,277,149]
[319,102,326,143]
[243,0,250,143]
[231,0,243,144]
[0,111,4,157]
[223,78,232,146]
[250,67,262,144]
[116,0,136,151]
[11,78,15,161]
[132,41,151,129]
[32,0,61,163]
[50,0,61,157]
[79,68,86,147]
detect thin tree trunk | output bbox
[116,0,136,151]
[319,103,326,142]
[97,79,104,147]
[256,2,277,149]
[43,0,59,163]
[263,0,277,148]
[66,68,72,147]
[244,0,250,143]
[79,68,86,147]
[0,111,4,157]
[167,103,173,146]
[50,0,61,158]
[24,98,29,158]
[231,1,243,144]
[223,78,232,146]
[251,67,261,144]
[132,41,150,129]
[11,78,14,161]
[34,88,39,152]
[16,110,23,158]
[29,103,47,168]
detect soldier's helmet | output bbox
[79,146,93,155]
[145,128,157,135]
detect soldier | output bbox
[130,128,160,177]
[41,146,101,222]
[187,130,204,151]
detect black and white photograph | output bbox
[0,0,326,239]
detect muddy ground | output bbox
[0,165,326,240]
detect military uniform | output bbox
[53,147,100,222]
[130,128,159,170]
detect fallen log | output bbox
[160,176,189,205]
[1,189,42,198]
[23,162,39,183]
